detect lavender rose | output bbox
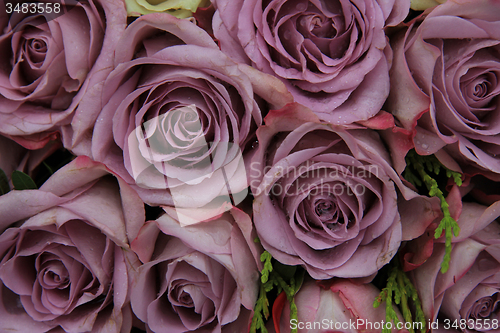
[0,156,145,332]
[411,220,500,332]
[130,207,261,332]
[85,14,291,215]
[0,0,126,149]
[386,0,500,174]
[212,0,409,124]
[249,103,408,279]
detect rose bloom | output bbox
[130,207,261,333]
[269,279,406,333]
[0,156,145,332]
[212,0,410,124]
[386,0,500,175]
[411,220,500,333]
[249,103,421,279]
[0,0,127,149]
[84,14,291,212]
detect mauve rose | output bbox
[249,103,412,279]
[0,156,145,332]
[85,14,291,213]
[0,0,127,149]
[212,0,409,124]
[269,279,406,333]
[386,0,500,174]
[411,220,500,332]
[130,207,261,333]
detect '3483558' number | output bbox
[5,2,61,14]
[443,318,499,330]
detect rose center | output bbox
[29,38,48,53]
[38,260,70,290]
[473,80,489,98]
[460,71,499,115]
[140,104,208,162]
[469,293,500,321]
[298,14,337,39]
[304,187,355,232]
[163,105,205,143]
[314,199,337,221]
[178,288,195,307]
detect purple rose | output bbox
[411,220,500,332]
[0,0,127,149]
[386,0,500,174]
[85,14,291,216]
[130,207,261,333]
[212,0,409,124]
[249,103,409,279]
[0,156,145,332]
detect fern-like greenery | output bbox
[250,251,304,333]
[374,261,426,333]
[403,150,461,273]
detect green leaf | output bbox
[0,168,10,195]
[375,262,426,333]
[403,150,461,273]
[292,269,305,294]
[11,171,37,190]
[273,261,297,280]
[252,252,305,333]
[260,251,273,283]
[43,161,54,175]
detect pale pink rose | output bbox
[0,156,145,332]
[130,207,261,333]
[0,0,127,149]
[270,279,407,333]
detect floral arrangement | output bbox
[1,0,499,332]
